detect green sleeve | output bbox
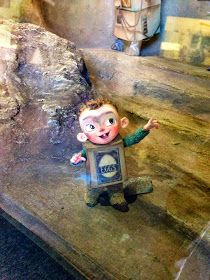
[123,128,149,147]
[81,147,87,158]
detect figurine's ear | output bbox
[120,117,129,128]
[77,132,88,142]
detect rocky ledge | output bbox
[0,20,93,167]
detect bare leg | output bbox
[124,176,153,196]
[84,188,101,207]
[126,40,143,56]
[108,184,129,212]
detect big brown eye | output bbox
[105,118,115,126]
[85,124,95,132]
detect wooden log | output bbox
[1,159,209,279]
[82,49,210,186]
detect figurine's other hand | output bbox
[143,118,159,131]
[70,153,86,165]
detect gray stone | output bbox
[0,20,93,166]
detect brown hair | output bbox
[79,98,117,115]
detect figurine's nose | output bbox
[99,127,105,132]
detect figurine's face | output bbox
[78,104,129,145]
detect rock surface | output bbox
[0,21,93,166]
[0,42,209,279]
[21,0,115,49]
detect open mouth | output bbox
[99,132,110,139]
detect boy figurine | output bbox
[71,98,159,212]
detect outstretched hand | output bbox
[70,153,86,165]
[143,118,159,131]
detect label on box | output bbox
[94,149,122,185]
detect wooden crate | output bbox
[114,4,161,41]
[115,0,161,11]
[83,135,127,189]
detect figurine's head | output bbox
[77,98,129,145]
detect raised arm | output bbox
[123,118,159,147]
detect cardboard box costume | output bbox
[83,135,126,191]
[81,128,151,204]
[114,0,161,43]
